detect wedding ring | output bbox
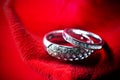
[63,28,103,50]
[43,30,93,61]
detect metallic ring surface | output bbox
[43,30,93,61]
[63,28,103,50]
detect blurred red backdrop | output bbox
[0,0,43,80]
[1,0,120,80]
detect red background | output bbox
[1,0,120,80]
[0,0,43,80]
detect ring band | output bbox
[63,28,103,49]
[43,30,93,61]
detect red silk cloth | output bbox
[1,0,120,80]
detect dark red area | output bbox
[1,0,120,80]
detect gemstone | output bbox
[47,48,53,54]
[67,48,74,54]
[74,48,80,54]
[84,53,88,58]
[51,53,57,56]
[63,58,67,61]
[81,57,84,60]
[65,53,71,58]
[74,58,79,60]
[69,58,73,61]
[62,47,68,53]
[57,57,61,59]
[80,48,85,53]
[72,54,76,58]
[87,52,91,55]
[57,46,63,53]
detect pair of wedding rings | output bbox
[43,28,103,61]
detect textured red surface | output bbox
[1,0,120,80]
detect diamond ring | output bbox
[63,28,103,50]
[43,30,93,61]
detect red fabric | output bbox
[1,0,120,80]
